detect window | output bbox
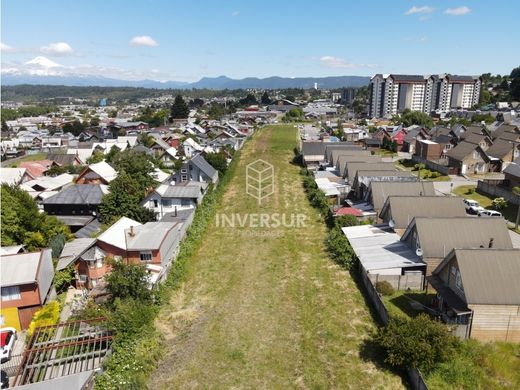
[181,198,191,206]
[152,199,158,208]
[455,269,463,290]
[181,168,187,173]
[96,259,103,269]
[140,251,153,262]
[78,274,87,283]
[162,199,173,207]
[181,175,188,182]
[1,286,21,301]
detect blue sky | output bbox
[1,0,518,82]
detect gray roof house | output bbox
[367,181,436,212]
[171,154,218,185]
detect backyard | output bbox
[149,125,404,389]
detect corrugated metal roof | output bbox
[156,183,203,199]
[342,225,425,273]
[404,217,513,258]
[1,250,47,286]
[302,142,325,156]
[369,181,436,211]
[86,161,117,182]
[381,196,466,229]
[57,238,96,270]
[0,245,24,255]
[75,218,102,238]
[191,155,218,181]
[345,161,395,180]
[125,222,178,250]
[439,249,520,305]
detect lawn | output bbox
[395,159,450,181]
[3,152,48,167]
[452,184,518,223]
[150,125,404,389]
[382,290,436,318]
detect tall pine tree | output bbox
[170,95,189,119]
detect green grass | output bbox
[382,291,436,319]
[452,185,518,222]
[6,152,48,167]
[150,125,404,389]
[426,340,520,389]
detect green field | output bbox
[150,126,404,389]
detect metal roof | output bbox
[446,141,487,162]
[97,216,141,250]
[486,138,517,159]
[435,249,520,305]
[380,196,466,229]
[342,225,426,273]
[503,157,520,177]
[55,215,94,227]
[0,245,24,255]
[42,184,108,205]
[84,161,117,182]
[156,183,204,199]
[402,217,513,258]
[57,238,96,270]
[125,222,179,250]
[75,218,102,239]
[1,250,47,286]
[191,154,218,180]
[302,142,325,156]
[345,161,395,180]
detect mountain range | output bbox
[2,73,370,90]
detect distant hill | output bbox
[1,74,370,90]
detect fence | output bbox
[368,273,424,291]
[477,180,520,205]
[358,265,429,390]
[411,155,458,175]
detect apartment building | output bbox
[369,73,482,118]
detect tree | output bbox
[189,98,204,108]
[373,314,459,373]
[99,172,156,223]
[111,150,156,192]
[399,109,433,128]
[90,117,100,126]
[108,109,118,118]
[261,91,271,105]
[510,66,520,101]
[105,260,152,303]
[204,152,228,175]
[62,120,86,136]
[138,133,155,148]
[170,95,189,119]
[87,150,104,164]
[208,104,225,120]
[1,120,9,133]
[239,93,258,106]
[105,145,121,164]
[491,197,508,210]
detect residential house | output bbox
[158,147,178,168]
[1,168,35,186]
[489,124,519,140]
[183,138,204,158]
[447,141,490,174]
[344,161,395,182]
[504,157,520,188]
[328,147,369,167]
[0,249,54,330]
[367,181,436,214]
[19,160,55,178]
[486,139,520,172]
[353,170,417,199]
[42,184,108,231]
[336,155,381,178]
[302,142,326,167]
[379,196,466,232]
[428,248,520,342]
[415,139,444,161]
[171,154,218,185]
[141,181,208,219]
[401,217,513,275]
[402,127,428,154]
[76,161,117,185]
[150,133,172,155]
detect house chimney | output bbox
[488,238,494,248]
[129,225,135,237]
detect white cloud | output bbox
[40,42,74,56]
[318,56,377,69]
[444,6,471,16]
[231,10,240,16]
[129,35,159,47]
[405,6,434,15]
[1,42,16,53]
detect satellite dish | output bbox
[416,248,423,257]
[388,219,395,228]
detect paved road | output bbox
[434,175,477,196]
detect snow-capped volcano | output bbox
[24,56,64,68]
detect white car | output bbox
[478,210,502,217]
[463,199,484,215]
[1,327,17,364]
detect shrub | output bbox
[27,301,61,337]
[429,171,441,179]
[491,197,508,210]
[466,188,475,194]
[375,280,395,296]
[374,314,460,373]
[105,259,152,304]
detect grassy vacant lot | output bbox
[150,125,404,389]
[3,152,48,167]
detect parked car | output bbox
[478,210,502,217]
[0,328,17,364]
[463,199,484,215]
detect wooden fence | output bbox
[477,180,520,205]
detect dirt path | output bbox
[150,126,404,389]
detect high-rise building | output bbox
[368,73,482,118]
[341,88,357,105]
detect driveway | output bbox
[434,175,477,196]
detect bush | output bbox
[105,259,153,304]
[429,171,441,179]
[374,314,460,373]
[466,188,475,194]
[375,280,395,296]
[28,301,61,337]
[491,197,508,210]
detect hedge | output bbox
[27,301,61,338]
